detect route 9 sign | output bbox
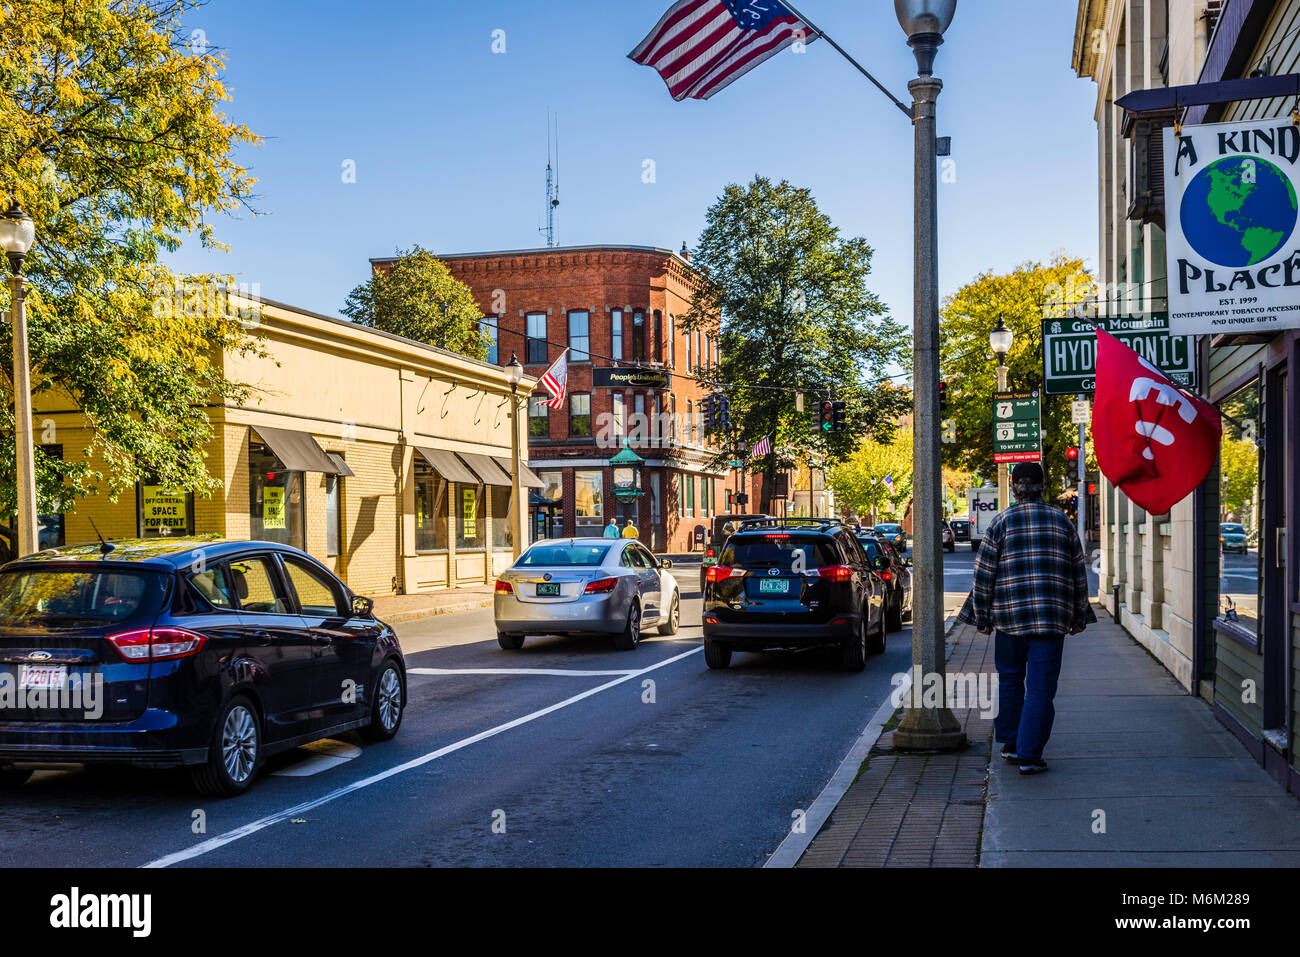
[993,390,1042,464]
[1041,313,1195,396]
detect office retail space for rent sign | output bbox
[1163,117,1300,335]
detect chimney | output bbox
[680,242,690,262]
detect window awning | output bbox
[252,426,345,474]
[326,453,354,477]
[460,452,513,487]
[492,456,545,488]
[414,446,478,485]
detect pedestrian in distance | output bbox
[957,461,1095,775]
[603,518,620,539]
[621,519,639,540]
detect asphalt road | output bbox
[0,544,1096,868]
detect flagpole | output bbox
[781,1,915,119]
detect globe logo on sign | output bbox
[1179,155,1298,267]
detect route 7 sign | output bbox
[993,390,1042,464]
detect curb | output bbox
[376,597,494,626]
[763,613,957,868]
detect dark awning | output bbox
[252,426,345,474]
[459,452,513,487]
[414,446,478,485]
[492,456,545,488]
[326,453,355,477]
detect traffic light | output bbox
[718,396,732,432]
[1066,446,1080,469]
[701,394,716,431]
[939,381,948,412]
[817,399,834,433]
[831,400,846,432]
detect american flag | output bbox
[629,0,819,101]
[883,473,896,495]
[539,349,569,410]
[748,434,771,459]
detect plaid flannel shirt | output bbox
[957,500,1096,636]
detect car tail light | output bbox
[584,577,618,594]
[495,579,514,594]
[107,627,207,662]
[816,565,854,583]
[880,571,893,582]
[704,616,718,624]
[706,565,745,583]
[765,534,790,540]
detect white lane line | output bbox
[270,739,363,778]
[408,667,639,677]
[142,646,703,868]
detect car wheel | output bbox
[0,764,32,788]
[885,596,903,633]
[841,616,868,672]
[613,600,641,651]
[868,608,887,655]
[658,593,680,636]
[497,631,525,650]
[360,660,404,742]
[190,695,261,797]
[704,638,732,669]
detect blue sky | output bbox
[169,0,1101,327]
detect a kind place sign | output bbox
[1164,117,1300,335]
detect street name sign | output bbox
[1041,314,1195,395]
[1163,117,1300,335]
[993,390,1041,464]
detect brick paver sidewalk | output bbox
[798,622,995,867]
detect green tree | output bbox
[939,255,1095,495]
[827,428,913,522]
[682,176,910,513]
[343,246,488,360]
[0,0,262,549]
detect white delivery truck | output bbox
[967,487,1001,550]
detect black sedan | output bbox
[873,523,908,553]
[0,539,405,796]
[858,535,913,632]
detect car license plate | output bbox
[759,579,790,594]
[18,664,67,690]
[535,582,560,597]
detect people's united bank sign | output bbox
[1164,117,1300,335]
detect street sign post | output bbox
[993,390,1042,464]
[1042,313,1195,395]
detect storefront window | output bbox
[325,473,340,556]
[1218,381,1260,634]
[249,439,305,550]
[491,487,512,549]
[574,470,603,535]
[456,483,485,549]
[415,461,448,552]
[38,444,65,550]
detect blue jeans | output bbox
[994,631,1065,762]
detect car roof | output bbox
[3,538,312,572]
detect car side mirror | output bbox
[351,595,375,618]
[906,558,914,567]
[660,558,673,569]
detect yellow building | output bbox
[35,294,541,597]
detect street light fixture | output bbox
[989,317,1014,365]
[990,318,1014,512]
[0,201,40,558]
[506,352,525,559]
[891,0,964,752]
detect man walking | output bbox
[621,518,639,540]
[603,518,620,539]
[958,462,1095,775]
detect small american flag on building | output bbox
[539,349,569,410]
[629,0,819,101]
[748,434,772,459]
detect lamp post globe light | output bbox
[891,0,965,752]
[0,201,40,559]
[506,352,525,560]
[990,318,1014,512]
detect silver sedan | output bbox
[494,538,680,651]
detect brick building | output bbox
[376,244,729,552]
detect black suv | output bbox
[701,519,886,671]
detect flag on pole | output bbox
[539,349,569,410]
[748,434,772,459]
[629,0,819,101]
[883,473,896,496]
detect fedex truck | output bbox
[967,488,1001,550]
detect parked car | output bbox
[873,523,908,552]
[856,534,913,632]
[950,517,971,545]
[0,539,404,796]
[1220,523,1248,554]
[699,513,770,591]
[942,521,956,552]
[701,519,886,671]
[495,538,679,651]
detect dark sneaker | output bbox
[1018,760,1048,775]
[1000,745,1021,763]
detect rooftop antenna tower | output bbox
[539,112,560,247]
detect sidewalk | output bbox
[798,607,1300,867]
[372,586,494,626]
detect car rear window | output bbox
[1221,524,1244,534]
[721,535,843,571]
[518,544,610,567]
[0,567,169,627]
[875,525,902,533]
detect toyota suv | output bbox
[701,519,886,672]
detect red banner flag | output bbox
[1091,328,1221,515]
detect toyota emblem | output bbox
[768,568,780,576]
